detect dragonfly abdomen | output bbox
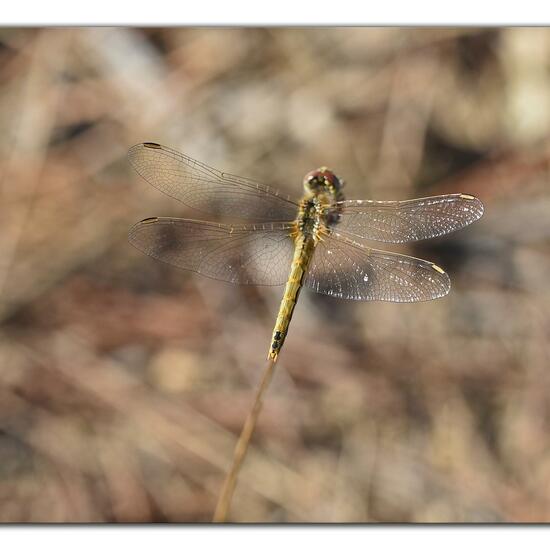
[268,234,316,361]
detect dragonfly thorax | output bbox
[300,168,344,238]
[297,195,340,241]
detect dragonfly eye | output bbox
[304,168,344,195]
[319,169,343,192]
[329,174,343,191]
[303,171,323,192]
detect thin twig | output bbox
[213,356,277,522]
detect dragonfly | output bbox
[128,142,484,362]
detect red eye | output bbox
[303,168,342,191]
[323,171,342,191]
[303,169,323,187]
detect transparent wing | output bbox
[128,143,299,221]
[129,217,295,285]
[334,194,484,243]
[305,232,450,302]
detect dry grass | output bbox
[213,356,277,522]
[1,27,550,522]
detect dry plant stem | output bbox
[213,356,277,522]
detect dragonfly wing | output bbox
[129,217,295,285]
[305,232,450,302]
[128,143,299,221]
[334,194,484,243]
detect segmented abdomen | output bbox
[268,235,316,360]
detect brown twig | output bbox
[213,356,277,522]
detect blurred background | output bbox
[0,27,549,523]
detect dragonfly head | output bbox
[303,167,344,197]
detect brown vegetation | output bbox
[1,28,549,522]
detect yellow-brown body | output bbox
[268,166,344,361]
[268,232,316,361]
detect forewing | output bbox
[305,232,450,302]
[129,217,295,285]
[335,194,484,243]
[128,143,299,221]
